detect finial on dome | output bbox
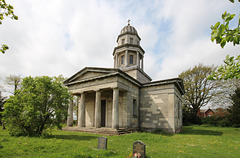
[127,19,130,25]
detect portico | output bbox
[68,87,120,129]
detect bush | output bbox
[201,115,231,127]
[3,76,71,137]
[183,112,202,125]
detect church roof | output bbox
[64,67,141,87]
[64,67,184,95]
[142,78,185,95]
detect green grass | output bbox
[0,125,240,158]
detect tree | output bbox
[211,78,240,107]
[0,91,7,129]
[2,76,71,136]
[0,0,18,54]
[5,74,22,94]
[209,0,240,80]
[228,87,240,127]
[179,64,218,123]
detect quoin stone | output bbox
[133,140,145,158]
[98,137,107,150]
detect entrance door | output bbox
[101,100,106,127]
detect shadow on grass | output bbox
[47,134,98,141]
[179,126,223,136]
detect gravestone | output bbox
[98,137,107,150]
[133,140,145,158]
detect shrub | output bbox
[3,76,71,137]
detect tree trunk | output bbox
[2,121,5,130]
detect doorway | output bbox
[101,100,106,127]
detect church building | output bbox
[64,22,184,133]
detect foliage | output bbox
[208,55,240,80]
[182,104,201,125]
[2,76,71,136]
[179,64,218,123]
[228,87,240,127]
[201,116,231,127]
[210,11,240,48]
[209,0,240,80]
[5,74,22,94]
[0,126,240,157]
[0,0,18,54]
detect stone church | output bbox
[64,22,184,133]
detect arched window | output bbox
[121,55,125,64]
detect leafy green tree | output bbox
[0,0,18,54]
[209,0,240,80]
[228,87,240,127]
[3,76,71,136]
[179,64,218,123]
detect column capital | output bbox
[94,89,103,93]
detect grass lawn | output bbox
[0,125,240,158]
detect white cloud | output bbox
[0,0,239,88]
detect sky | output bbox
[0,0,239,95]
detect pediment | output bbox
[64,67,118,84]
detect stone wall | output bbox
[117,76,139,128]
[124,68,151,84]
[140,84,182,133]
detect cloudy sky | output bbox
[0,0,239,88]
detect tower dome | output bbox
[120,24,138,35]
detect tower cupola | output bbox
[113,20,151,83]
[113,20,145,70]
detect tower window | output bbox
[130,38,133,44]
[121,55,125,64]
[122,39,125,45]
[130,55,134,64]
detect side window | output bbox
[133,99,137,117]
[122,39,125,45]
[121,55,125,64]
[130,38,133,44]
[130,55,134,64]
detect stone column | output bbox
[78,93,85,127]
[137,52,140,67]
[67,99,73,126]
[116,53,118,68]
[125,50,128,67]
[141,57,144,70]
[112,88,119,129]
[95,90,101,128]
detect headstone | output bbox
[98,137,107,150]
[133,140,145,158]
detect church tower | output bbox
[113,21,151,83]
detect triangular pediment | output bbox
[64,67,118,84]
